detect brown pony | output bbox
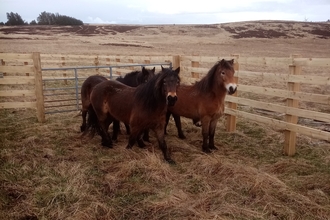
[167,59,237,153]
[86,66,180,163]
[80,67,155,132]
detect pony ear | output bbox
[142,66,148,75]
[152,67,155,73]
[174,67,180,74]
[229,59,234,65]
[161,65,165,71]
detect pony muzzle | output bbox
[167,93,178,106]
[226,83,237,95]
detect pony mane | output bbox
[116,71,140,86]
[195,59,234,93]
[134,68,179,111]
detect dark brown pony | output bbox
[80,67,155,132]
[80,75,108,132]
[86,66,180,163]
[167,59,237,153]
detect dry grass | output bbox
[1,109,329,220]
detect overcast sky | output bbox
[1,0,329,24]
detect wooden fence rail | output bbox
[1,53,329,156]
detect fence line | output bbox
[0,52,329,156]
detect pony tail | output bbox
[82,105,101,138]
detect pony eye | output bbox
[221,71,225,75]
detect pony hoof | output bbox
[102,142,112,148]
[202,148,212,154]
[143,137,151,143]
[80,126,85,132]
[126,145,132,149]
[178,134,186,139]
[209,146,218,150]
[193,120,202,127]
[166,159,176,164]
[138,143,147,148]
[137,139,147,148]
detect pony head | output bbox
[218,59,237,95]
[161,66,180,106]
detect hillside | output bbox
[1,20,330,57]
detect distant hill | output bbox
[1,20,329,39]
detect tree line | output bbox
[1,12,84,26]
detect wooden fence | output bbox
[0,52,45,122]
[1,52,329,155]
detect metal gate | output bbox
[41,63,172,114]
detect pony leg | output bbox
[80,109,87,132]
[173,114,186,139]
[127,124,146,148]
[126,128,138,149]
[142,129,150,142]
[154,127,175,164]
[99,120,113,148]
[137,132,147,148]
[193,119,202,127]
[124,123,130,135]
[201,117,211,153]
[164,111,171,135]
[208,119,218,150]
[112,120,120,141]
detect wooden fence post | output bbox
[1,59,6,76]
[172,55,180,69]
[191,60,199,79]
[116,58,121,76]
[61,56,67,85]
[106,57,111,74]
[226,54,239,132]
[94,56,99,73]
[144,59,151,65]
[144,59,151,72]
[128,59,134,70]
[32,52,45,123]
[24,62,29,76]
[283,54,301,156]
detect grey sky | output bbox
[1,0,329,24]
